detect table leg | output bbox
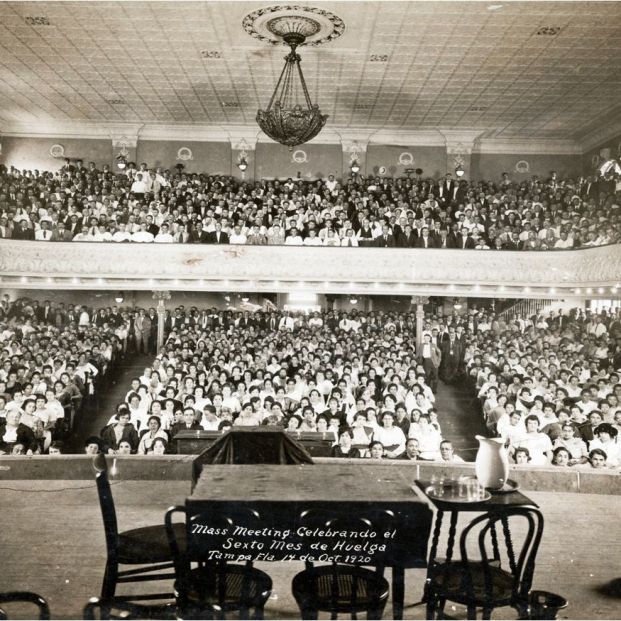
[392,565,405,620]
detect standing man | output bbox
[418,333,441,393]
[440,326,463,384]
[134,309,152,355]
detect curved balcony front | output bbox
[0,240,619,298]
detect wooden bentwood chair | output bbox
[0,592,50,620]
[291,509,394,620]
[425,507,544,620]
[93,454,185,605]
[165,505,272,620]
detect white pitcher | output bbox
[474,435,509,490]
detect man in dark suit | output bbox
[437,228,457,249]
[374,225,395,248]
[205,223,229,244]
[12,221,34,240]
[456,231,476,249]
[396,224,417,248]
[414,227,436,249]
[437,173,457,203]
[439,326,463,384]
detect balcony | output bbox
[0,240,619,298]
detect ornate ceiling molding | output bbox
[475,138,582,155]
[578,116,621,153]
[0,121,588,155]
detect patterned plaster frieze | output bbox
[0,242,619,299]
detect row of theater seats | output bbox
[2,163,619,249]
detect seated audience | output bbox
[2,164,618,251]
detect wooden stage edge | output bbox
[0,455,619,495]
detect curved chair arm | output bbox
[0,591,50,620]
[164,505,186,560]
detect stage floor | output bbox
[0,479,619,619]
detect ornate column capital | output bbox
[109,124,144,149]
[411,296,429,306]
[438,130,484,154]
[152,290,172,305]
[341,139,368,154]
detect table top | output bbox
[415,480,538,511]
[191,463,425,504]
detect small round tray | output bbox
[425,485,491,504]
[488,479,520,494]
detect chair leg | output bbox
[301,608,319,620]
[426,597,437,620]
[253,605,264,620]
[482,608,492,620]
[100,560,118,600]
[467,605,477,619]
[367,607,385,620]
[438,598,447,619]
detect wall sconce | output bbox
[114,293,124,304]
[455,164,465,178]
[350,159,360,174]
[349,296,358,305]
[241,295,250,303]
[237,156,248,172]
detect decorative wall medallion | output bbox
[49,144,65,158]
[515,160,530,174]
[378,166,387,175]
[291,149,308,163]
[398,152,414,166]
[242,5,345,47]
[176,147,193,161]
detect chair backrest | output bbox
[296,508,394,612]
[458,507,544,608]
[298,507,395,569]
[165,505,262,614]
[0,592,50,620]
[92,454,119,559]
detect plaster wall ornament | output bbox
[176,147,193,161]
[291,149,308,164]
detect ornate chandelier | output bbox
[244,6,344,150]
[256,30,327,150]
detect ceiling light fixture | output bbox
[255,17,328,150]
[115,293,124,304]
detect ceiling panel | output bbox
[0,1,618,138]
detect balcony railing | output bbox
[0,240,619,298]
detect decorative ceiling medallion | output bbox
[242,5,345,47]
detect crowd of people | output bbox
[91,307,463,463]
[1,161,619,250]
[2,295,620,472]
[0,296,127,454]
[467,306,621,470]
